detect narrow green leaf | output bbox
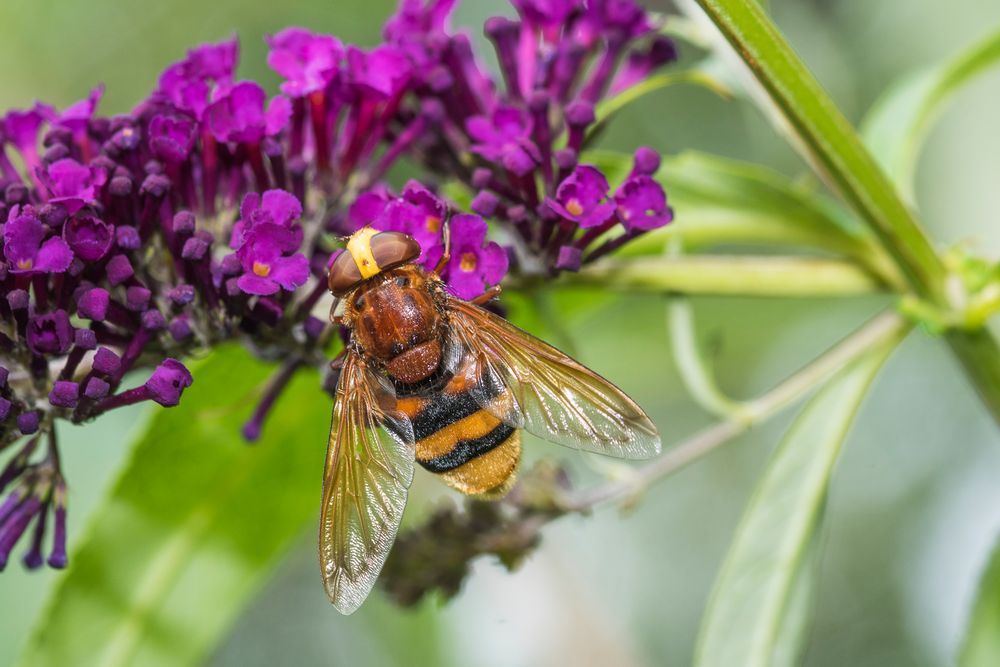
[959,536,1000,666]
[667,297,751,419]
[593,68,733,126]
[692,0,1000,448]
[18,346,331,667]
[692,0,946,298]
[557,254,884,297]
[862,25,1000,202]
[584,150,899,283]
[694,332,897,667]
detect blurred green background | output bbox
[2,0,1000,665]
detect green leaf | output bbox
[959,536,1000,666]
[862,26,1000,203]
[18,346,331,667]
[693,332,897,667]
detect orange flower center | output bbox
[618,205,631,221]
[252,261,271,277]
[566,199,584,217]
[16,258,33,270]
[425,215,442,232]
[459,252,477,272]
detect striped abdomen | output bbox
[395,355,520,497]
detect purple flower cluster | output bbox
[348,181,508,300]
[0,0,675,574]
[384,0,676,273]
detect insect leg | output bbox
[433,218,452,276]
[470,284,502,306]
[329,297,343,325]
[329,351,347,371]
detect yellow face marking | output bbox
[346,227,382,280]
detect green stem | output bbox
[693,0,1000,425]
[565,310,910,510]
[550,255,885,297]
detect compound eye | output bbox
[370,232,420,271]
[394,275,408,288]
[354,293,366,309]
[328,250,363,297]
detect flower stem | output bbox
[546,254,886,297]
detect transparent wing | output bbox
[320,352,414,614]
[448,299,661,459]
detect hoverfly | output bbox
[321,226,661,613]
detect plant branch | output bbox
[561,310,909,511]
[691,0,1000,426]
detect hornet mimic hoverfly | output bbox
[322,225,661,613]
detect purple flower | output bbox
[346,45,413,100]
[49,381,80,409]
[466,105,541,176]
[39,158,104,214]
[235,225,309,296]
[3,103,52,164]
[614,174,673,232]
[230,189,303,249]
[3,210,73,274]
[266,28,343,97]
[156,37,240,119]
[63,215,113,262]
[383,0,458,73]
[145,359,194,407]
[148,114,196,163]
[512,0,581,28]
[206,81,291,144]
[0,494,43,571]
[77,288,110,321]
[610,36,678,95]
[372,181,445,264]
[53,85,104,133]
[26,311,73,356]
[546,165,616,228]
[575,0,654,45]
[347,187,392,230]
[426,214,507,300]
[384,0,456,41]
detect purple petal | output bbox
[267,253,310,291]
[265,95,292,136]
[237,273,280,295]
[62,216,112,262]
[33,236,74,273]
[259,189,302,227]
[446,269,485,301]
[478,242,509,284]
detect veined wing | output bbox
[447,298,660,459]
[320,352,415,614]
